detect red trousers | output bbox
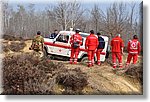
[96,49,103,65]
[126,53,138,65]
[112,52,122,68]
[88,50,95,67]
[70,48,79,64]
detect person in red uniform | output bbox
[96,32,105,65]
[126,35,141,65]
[69,29,82,64]
[85,30,99,67]
[111,34,124,68]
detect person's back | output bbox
[126,35,141,65]
[34,35,43,44]
[32,31,44,51]
[85,30,98,67]
[29,31,44,58]
[86,34,98,50]
[111,34,124,68]
[70,33,82,48]
[111,36,123,53]
[96,32,105,65]
[69,29,82,64]
[128,39,141,54]
[98,36,105,49]
[74,33,82,42]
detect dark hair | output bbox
[90,30,94,34]
[37,31,41,35]
[75,29,80,33]
[133,35,138,39]
[97,32,101,35]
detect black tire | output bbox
[105,51,109,59]
[43,48,49,58]
[81,57,88,64]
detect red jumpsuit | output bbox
[70,33,82,64]
[96,36,105,65]
[96,49,103,65]
[126,39,141,65]
[111,36,124,68]
[85,34,99,67]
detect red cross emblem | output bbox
[131,42,136,48]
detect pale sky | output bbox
[7,0,142,12]
[7,0,142,4]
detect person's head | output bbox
[37,31,41,35]
[90,30,94,34]
[54,30,58,34]
[116,33,121,37]
[97,32,101,36]
[133,35,138,39]
[75,29,80,33]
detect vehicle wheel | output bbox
[43,48,47,55]
[105,51,109,59]
[81,57,88,64]
[43,48,49,59]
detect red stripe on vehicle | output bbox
[44,42,70,49]
[44,42,106,55]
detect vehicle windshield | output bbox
[80,33,89,38]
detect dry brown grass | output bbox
[3,35,23,41]
[8,41,26,52]
[2,53,88,95]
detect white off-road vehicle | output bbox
[44,31,109,62]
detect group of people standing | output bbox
[111,34,141,68]
[69,29,106,67]
[69,29,141,68]
[31,29,141,69]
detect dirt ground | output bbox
[1,39,143,95]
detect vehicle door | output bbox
[44,38,56,54]
[54,33,70,57]
[99,36,109,61]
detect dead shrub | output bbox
[2,53,88,95]
[37,59,66,74]
[9,41,26,52]
[3,35,23,41]
[56,68,88,91]
[2,54,53,94]
[125,64,143,84]
[2,45,9,52]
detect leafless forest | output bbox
[2,1,143,44]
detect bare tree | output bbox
[53,1,85,30]
[105,3,129,38]
[91,4,101,33]
[2,0,141,46]
[3,2,12,34]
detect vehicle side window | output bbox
[65,35,69,43]
[56,34,63,42]
[81,38,84,46]
[56,34,69,43]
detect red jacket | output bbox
[127,39,141,54]
[85,34,99,50]
[111,36,124,53]
[70,33,82,47]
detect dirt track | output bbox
[52,60,142,94]
[1,39,143,94]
